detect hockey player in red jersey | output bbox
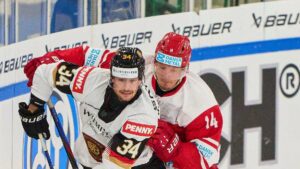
[23,32,223,169]
[19,47,160,169]
[146,32,222,169]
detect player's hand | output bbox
[18,102,50,140]
[148,120,181,162]
[24,55,60,87]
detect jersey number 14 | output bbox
[205,112,218,129]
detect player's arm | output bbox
[24,61,80,116]
[149,105,223,169]
[102,119,157,169]
[18,61,79,140]
[40,46,88,65]
[24,46,115,87]
[24,46,87,86]
[30,61,80,102]
[104,132,148,169]
[174,105,222,169]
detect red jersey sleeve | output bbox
[43,46,88,66]
[173,105,223,169]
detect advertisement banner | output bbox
[190,49,300,169]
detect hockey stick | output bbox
[47,99,79,169]
[38,133,54,169]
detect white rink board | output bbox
[190,50,300,169]
[1,0,300,169]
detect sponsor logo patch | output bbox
[112,66,138,78]
[122,121,155,137]
[83,133,106,162]
[197,144,214,159]
[85,48,102,66]
[156,52,182,67]
[72,66,94,93]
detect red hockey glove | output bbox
[148,120,182,162]
[24,55,60,87]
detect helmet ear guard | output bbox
[155,32,191,68]
[110,47,145,80]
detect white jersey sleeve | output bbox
[31,62,59,102]
[69,66,110,104]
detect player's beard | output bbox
[118,90,136,102]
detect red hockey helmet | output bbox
[155,32,191,68]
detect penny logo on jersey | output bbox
[23,92,80,169]
[73,66,95,93]
[122,121,155,137]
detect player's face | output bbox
[154,62,186,91]
[112,77,141,102]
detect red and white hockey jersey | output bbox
[145,67,223,169]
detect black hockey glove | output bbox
[18,102,50,140]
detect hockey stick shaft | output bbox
[38,133,54,169]
[47,100,79,169]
